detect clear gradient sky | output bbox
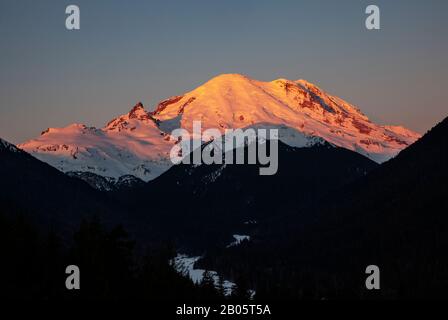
[1,0,447,144]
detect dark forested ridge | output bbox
[0,210,230,300]
[0,141,119,235]
[108,142,377,253]
[1,136,377,251]
[199,117,448,299]
[1,116,447,300]
[115,141,378,251]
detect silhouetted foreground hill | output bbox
[1,114,447,299]
[200,117,448,299]
[116,140,377,250]
[0,140,226,300]
[0,139,119,235]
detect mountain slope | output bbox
[153,74,420,163]
[19,103,175,182]
[115,139,378,250]
[18,75,419,187]
[0,138,118,235]
[200,116,448,298]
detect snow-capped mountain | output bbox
[19,74,420,185]
[19,103,175,182]
[152,74,420,163]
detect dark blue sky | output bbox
[1,0,447,143]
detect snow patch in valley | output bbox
[172,254,235,296]
[227,235,250,248]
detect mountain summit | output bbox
[19,74,420,183]
[152,73,420,163]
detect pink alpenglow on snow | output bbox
[19,103,175,181]
[152,74,420,163]
[19,74,421,181]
